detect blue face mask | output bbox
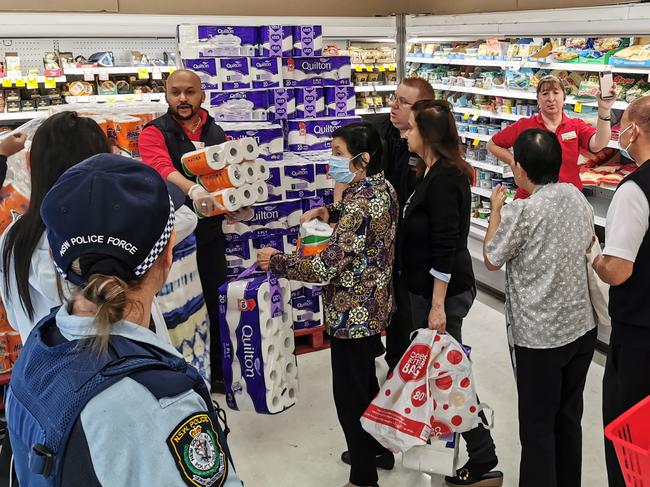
[619,124,636,163]
[328,154,362,184]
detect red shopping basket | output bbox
[605,395,650,486]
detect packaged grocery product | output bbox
[109,116,143,159]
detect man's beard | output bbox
[171,104,196,121]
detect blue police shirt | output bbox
[54,306,242,487]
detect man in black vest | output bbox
[594,96,650,487]
[140,70,251,392]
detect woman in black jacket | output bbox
[401,99,503,487]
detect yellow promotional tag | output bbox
[366,66,374,72]
[388,65,396,71]
[1,78,12,88]
[44,77,57,89]
[168,67,176,75]
[378,66,386,72]
[355,66,363,72]
[138,68,149,80]
[472,113,480,122]
[105,95,116,103]
[463,113,471,120]
[125,94,135,102]
[27,77,38,89]
[574,102,583,113]
[473,138,481,147]
[14,78,26,87]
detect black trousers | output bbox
[331,334,389,486]
[385,271,413,371]
[603,336,650,487]
[409,289,498,467]
[195,222,227,384]
[515,327,597,487]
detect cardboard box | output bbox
[0,0,117,11]
[517,0,637,10]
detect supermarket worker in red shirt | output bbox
[139,69,252,392]
[487,75,616,199]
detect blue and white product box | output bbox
[222,199,303,241]
[324,86,356,117]
[283,163,316,199]
[250,57,282,89]
[182,58,219,90]
[252,233,286,255]
[269,88,296,121]
[286,117,362,152]
[292,25,323,56]
[290,282,323,330]
[259,25,293,57]
[178,25,259,57]
[218,274,297,414]
[295,87,325,119]
[219,57,251,91]
[265,165,285,202]
[225,239,255,271]
[209,91,270,121]
[282,56,352,87]
[222,123,284,161]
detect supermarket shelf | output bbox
[460,131,491,142]
[352,64,397,70]
[471,186,513,202]
[468,159,513,177]
[64,93,167,103]
[0,75,67,85]
[453,106,527,122]
[407,56,650,75]
[0,111,47,121]
[354,84,397,93]
[471,216,489,229]
[63,66,175,76]
[356,107,391,115]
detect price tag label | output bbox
[88,96,97,103]
[463,113,471,120]
[26,77,38,90]
[14,78,25,87]
[105,96,116,103]
[125,94,135,102]
[138,68,149,80]
[388,65,396,71]
[168,67,176,75]
[378,66,386,72]
[355,66,363,72]
[83,68,94,82]
[366,66,374,72]
[44,77,57,89]
[152,67,162,80]
[1,78,12,88]
[472,113,480,122]
[574,102,583,113]
[98,69,109,81]
[142,93,151,103]
[473,138,481,147]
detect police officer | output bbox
[139,69,251,392]
[6,154,242,487]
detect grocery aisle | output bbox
[224,291,608,487]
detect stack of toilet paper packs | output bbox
[219,269,299,414]
[181,137,270,216]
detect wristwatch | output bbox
[599,113,612,122]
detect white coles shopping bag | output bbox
[361,329,490,453]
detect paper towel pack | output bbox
[178,25,258,57]
[286,117,362,152]
[219,57,252,91]
[250,57,282,89]
[268,88,296,121]
[219,270,297,414]
[292,26,323,56]
[295,87,325,119]
[222,123,284,162]
[259,25,293,57]
[325,86,357,117]
[283,163,316,199]
[283,56,351,87]
[182,58,220,90]
[209,90,270,122]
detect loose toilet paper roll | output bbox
[182,141,243,176]
[237,184,258,208]
[238,136,261,162]
[196,187,241,217]
[241,161,259,184]
[252,180,269,203]
[199,165,247,191]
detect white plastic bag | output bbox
[586,235,611,328]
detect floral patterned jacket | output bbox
[269,172,398,339]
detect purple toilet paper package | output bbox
[209,90,270,121]
[269,88,296,121]
[292,25,323,56]
[259,25,293,57]
[295,87,325,119]
[250,57,282,89]
[282,56,352,87]
[219,57,251,91]
[325,86,357,117]
[182,58,219,90]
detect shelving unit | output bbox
[454,106,526,123]
[468,159,513,177]
[356,107,391,115]
[63,66,175,76]
[64,93,167,103]
[354,84,397,93]
[0,112,47,122]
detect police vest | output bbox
[6,308,233,487]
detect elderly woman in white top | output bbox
[483,128,597,487]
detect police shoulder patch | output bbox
[166,413,228,487]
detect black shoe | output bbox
[444,461,503,487]
[211,379,226,395]
[340,450,394,470]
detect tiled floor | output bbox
[223,292,608,486]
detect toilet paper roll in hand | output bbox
[182,141,243,176]
[237,184,258,208]
[194,187,241,217]
[241,161,259,184]
[198,165,247,191]
[252,180,269,203]
[237,136,261,161]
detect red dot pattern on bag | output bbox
[433,362,440,369]
[452,415,463,426]
[385,389,391,397]
[436,376,453,390]
[443,404,449,410]
[470,406,477,414]
[433,400,437,410]
[398,344,431,382]
[411,384,428,408]
[430,420,452,438]
[405,408,411,414]
[460,377,471,388]
[447,350,463,365]
[434,335,441,342]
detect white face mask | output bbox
[619,123,636,163]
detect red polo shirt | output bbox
[491,112,596,199]
[139,109,209,180]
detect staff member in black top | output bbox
[402,99,503,487]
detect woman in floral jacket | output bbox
[257,122,398,487]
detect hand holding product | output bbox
[189,183,222,216]
[0,133,26,158]
[300,206,329,224]
[490,185,507,212]
[257,247,280,271]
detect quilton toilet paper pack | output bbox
[178,25,259,57]
[282,56,351,87]
[292,25,323,56]
[250,57,282,89]
[259,25,293,57]
[182,58,220,90]
[286,117,362,152]
[209,90,270,122]
[222,123,284,162]
[325,86,357,117]
[268,88,296,121]
[219,57,252,91]
[295,87,325,119]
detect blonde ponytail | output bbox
[81,274,128,353]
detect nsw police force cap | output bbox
[41,154,184,286]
